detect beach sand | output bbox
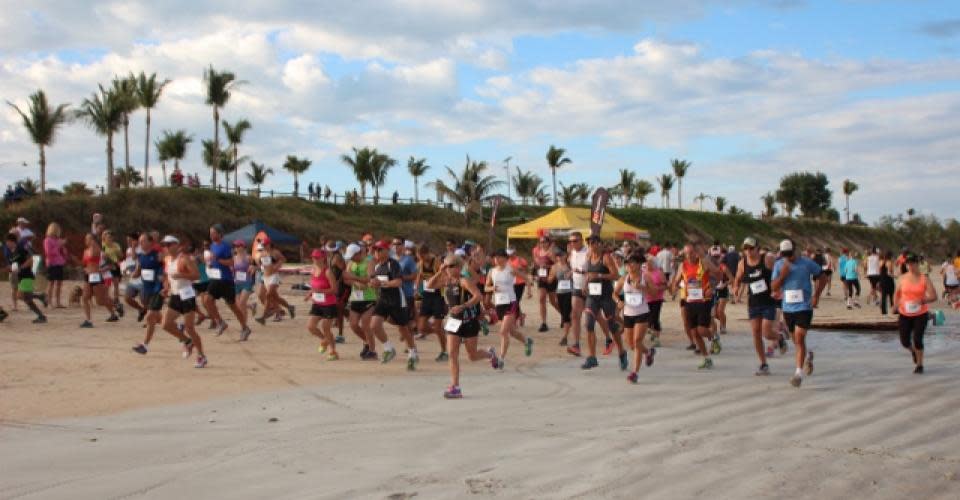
[1,280,958,499]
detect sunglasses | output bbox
[568,239,580,243]
[392,241,402,245]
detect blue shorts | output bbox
[748,305,777,321]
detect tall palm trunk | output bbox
[144,108,151,186]
[360,182,367,203]
[123,113,130,188]
[414,176,419,203]
[211,107,219,189]
[161,161,167,187]
[39,145,46,200]
[677,180,682,210]
[106,133,115,194]
[293,173,299,197]
[234,144,239,194]
[551,168,558,207]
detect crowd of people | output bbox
[1,214,950,398]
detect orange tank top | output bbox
[898,274,929,317]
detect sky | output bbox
[2,0,959,223]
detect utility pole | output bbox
[503,156,513,201]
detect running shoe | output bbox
[525,337,534,357]
[106,314,119,322]
[567,344,582,357]
[407,355,418,371]
[804,351,815,376]
[181,339,194,358]
[581,356,599,370]
[381,348,397,364]
[216,320,228,337]
[619,351,629,371]
[488,347,499,369]
[627,372,638,384]
[361,344,370,357]
[326,353,339,361]
[137,309,147,323]
[755,364,770,376]
[766,345,776,358]
[80,320,93,328]
[790,374,802,388]
[436,352,449,362]
[779,335,788,354]
[318,344,327,355]
[697,358,714,370]
[415,332,428,340]
[132,344,148,355]
[685,343,697,351]
[32,316,47,324]
[361,350,378,361]
[913,365,924,374]
[559,337,568,347]
[710,337,722,355]
[286,305,296,319]
[603,338,614,356]
[645,348,656,367]
[496,358,505,370]
[195,355,208,368]
[443,385,463,399]
[239,326,252,342]
[255,316,266,326]
[116,302,124,317]
[538,323,548,332]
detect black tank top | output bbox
[421,257,441,296]
[743,257,775,308]
[445,281,478,320]
[586,254,613,298]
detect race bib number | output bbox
[88,273,102,284]
[687,288,704,301]
[377,275,389,283]
[557,280,572,291]
[236,271,247,282]
[572,273,585,289]
[10,263,18,273]
[749,280,768,295]
[537,268,548,278]
[141,269,156,281]
[588,282,602,296]
[625,292,644,306]
[444,317,463,333]
[207,267,222,280]
[351,290,365,301]
[822,265,829,271]
[312,292,326,303]
[904,301,922,314]
[178,286,196,300]
[261,256,273,266]
[494,292,511,305]
[785,289,804,304]
[422,280,434,293]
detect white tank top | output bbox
[867,255,880,276]
[168,255,192,291]
[944,263,959,286]
[569,246,589,288]
[623,276,649,316]
[489,266,517,304]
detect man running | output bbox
[369,240,419,370]
[132,233,167,354]
[670,243,720,369]
[771,239,827,388]
[204,224,253,340]
[566,231,589,356]
[4,234,46,323]
[344,243,377,359]
[733,237,783,376]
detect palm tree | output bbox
[62,181,93,196]
[246,162,273,197]
[671,158,691,209]
[201,139,223,184]
[775,188,798,217]
[407,156,430,203]
[15,178,39,197]
[428,155,504,222]
[368,152,395,204]
[134,71,171,186]
[159,130,192,184]
[340,147,375,203]
[535,190,550,206]
[546,145,572,206]
[761,192,778,218]
[559,183,579,206]
[155,137,172,186]
[842,179,859,223]
[222,118,252,194]
[110,75,139,187]
[694,192,713,211]
[204,65,241,189]
[115,166,144,187]
[282,155,311,197]
[6,90,70,199]
[656,174,674,208]
[633,179,655,208]
[76,85,123,193]
[616,168,636,207]
[714,196,727,213]
[513,167,544,205]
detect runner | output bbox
[254,236,294,326]
[655,244,674,299]
[771,239,827,388]
[866,247,882,305]
[533,236,559,332]
[159,235,208,368]
[507,247,528,327]
[43,222,68,309]
[486,248,533,369]
[4,233,46,323]
[841,251,862,310]
[429,255,498,399]
[396,239,420,336]
[122,232,146,321]
[101,230,124,315]
[709,245,735,336]
[131,233,167,354]
[733,237,782,376]
[416,244,448,361]
[549,247,573,346]
[567,231,589,356]
[670,243,719,369]
[232,240,257,322]
[893,253,937,374]
[941,254,959,305]
[328,246,349,343]
[879,251,896,315]
[368,240,419,370]
[204,224,253,340]
[643,255,667,348]
[80,233,119,328]
[343,243,377,359]
[305,249,339,360]
[614,252,656,383]
[580,235,627,371]
[822,247,835,296]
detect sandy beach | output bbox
[1,281,958,499]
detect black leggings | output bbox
[898,313,928,351]
[557,293,572,326]
[648,300,664,331]
[513,284,525,314]
[844,279,861,298]
[879,278,895,314]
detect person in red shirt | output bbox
[532,236,559,332]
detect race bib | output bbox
[625,292,644,306]
[785,289,804,304]
[588,282,602,296]
[904,301,922,314]
[236,271,247,282]
[261,256,273,266]
[749,280,768,295]
[537,268,548,278]
[141,269,156,282]
[377,275,389,283]
[557,279,572,291]
[444,317,463,333]
[572,273,585,289]
[423,280,434,293]
[351,290,366,301]
[207,267,222,280]
[494,292,511,305]
[687,288,704,301]
[178,286,196,300]
[312,292,326,303]
[10,262,18,273]
[822,265,829,271]
[88,273,102,284]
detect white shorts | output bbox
[264,274,282,287]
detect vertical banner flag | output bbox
[489,196,503,249]
[590,187,610,238]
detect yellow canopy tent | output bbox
[506,207,649,243]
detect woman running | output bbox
[416,245,448,361]
[329,249,349,343]
[507,247,529,327]
[533,236,559,333]
[643,256,667,348]
[305,249,339,360]
[101,230,124,314]
[893,253,937,374]
[80,233,119,328]
[160,236,208,368]
[549,247,573,346]
[131,233,167,354]
[879,251,896,315]
[430,255,498,399]
[614,252,656,384]
[710,247,735,335]
[255,237,295,324]
[233,240,257,322]
[43,222,68,308]
[580,235,627,371]
[343,243,376,359]
[486,249,533,369]
[733,237,782,376]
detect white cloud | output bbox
[281,54,329,92]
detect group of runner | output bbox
[1,216,946,397]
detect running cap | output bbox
[728,245,736,252]
[15,217,29,224]
[505,247,516,256]
[454,248,467,257]
[232,239,246,248]
[710,245,722,257]
[161,235,179,245]
[344,243,363,259]
[311,248,326,259]
[404,240,416,250]
[325,241,340,252]
[742,237,757,249]
[373,240,390,250]
[260,236,272,246]
[779,240,794,252]
[210,223,225,234]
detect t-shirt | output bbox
[722,252,740,277]
[209,241,234,281]
[772,256,822,313]
[399,254,417,297]
[348,260,377,301]
[646,267,666,302]
[374,258,404,307]
[43,237,67,267]
[9,244,33,280]
[509,256,528,284]
[866,255,880,276]
[137,250,164,294]
[841,258,859,280]
[942,262,959,286]
[656,250,674,275]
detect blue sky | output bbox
[1,0,959,221]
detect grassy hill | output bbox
[0,189,908,259]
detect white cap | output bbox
[709,245,722,257]
[454,248,467,257]
[404,240,416,250]
[779,239,794,252]
[161,235,179,244]
[15,217,28,224]
[344,243,363,260]
[506,248,516,256]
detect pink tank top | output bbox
[311,270,337,306]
